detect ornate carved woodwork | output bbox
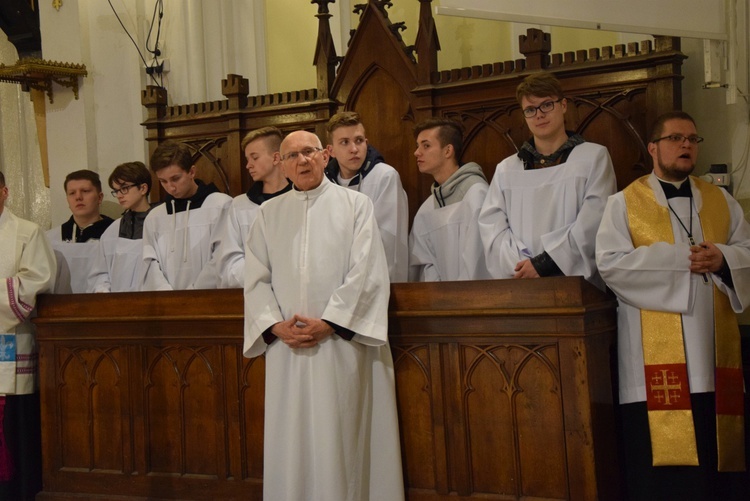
[0,58,87,103]
[141,0,685,220]
[34,277,619,500]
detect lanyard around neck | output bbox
[666,194,709,284]
[666,195,695,245]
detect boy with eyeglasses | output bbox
[47,170,114,293]
[88,161,157,292]
[216,126,291,288]
[142,140,232,290]
[479,71,616,289]
[325,111,409,282]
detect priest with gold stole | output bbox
[0,171,56,500]
[596,111,750,500]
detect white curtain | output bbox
[0,33,50,228]
[156,0,266,104]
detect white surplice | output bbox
[338,162,409,283]
[87,219,147,292]
[409,181,490,281]
[479,142,616,288]
[596,174,750,404]
[142,192,231,290]
[215,194,260,289]
[0,209,55,395]
[46,230,99,294]
[243,178,404,501]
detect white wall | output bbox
[40,0,149,224]
[681,1,750,206]
[39,0,268,225]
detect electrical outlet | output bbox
[700,173,729,187]
[145,58,170,75]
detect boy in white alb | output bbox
[47,170,114,293]
[325,111,409,282]
[479,72,616,289]
[216,127,291,288]
[142,141,231,290]
[409,118,489,281]
[88,161,157,292]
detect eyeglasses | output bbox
[110,184,138,197]
[281,147,322,162]
[652,134,704,145]
[522,99,563,118]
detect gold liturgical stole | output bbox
[623,176,745,471]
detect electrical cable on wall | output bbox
[145,0,165,88]
[107,0,165,88]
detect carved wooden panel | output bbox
[144,345,220,476]
[35,279,619,500]
[36,291,266,501]
[392,344,439,490]
[345,64,421,217]
[240,354,266,481]
[388,278,620,500]
[56,346,126,473]
[183,137,231,194]
[567,90,651,191]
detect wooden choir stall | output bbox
[35,279,617,501]
[34,1,689,499]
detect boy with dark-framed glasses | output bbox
[479,71,616,289]
[88,161,157,292]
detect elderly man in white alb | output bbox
[243,130,404,501]
[0,171,55,499]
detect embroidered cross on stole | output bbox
[623,176,745,471]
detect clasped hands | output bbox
[271,314,334,349]
[513,259,540,279]
[689,240,724,275]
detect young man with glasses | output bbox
[243,130,404,501]
[47,170,114,293]
[142,140,231,290]
[596,111,750,500]
[325,112,409,282]
[88,161,157,292]
[479,71,616,289]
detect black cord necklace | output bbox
[666,193,695,246]
[666,193,709,284]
